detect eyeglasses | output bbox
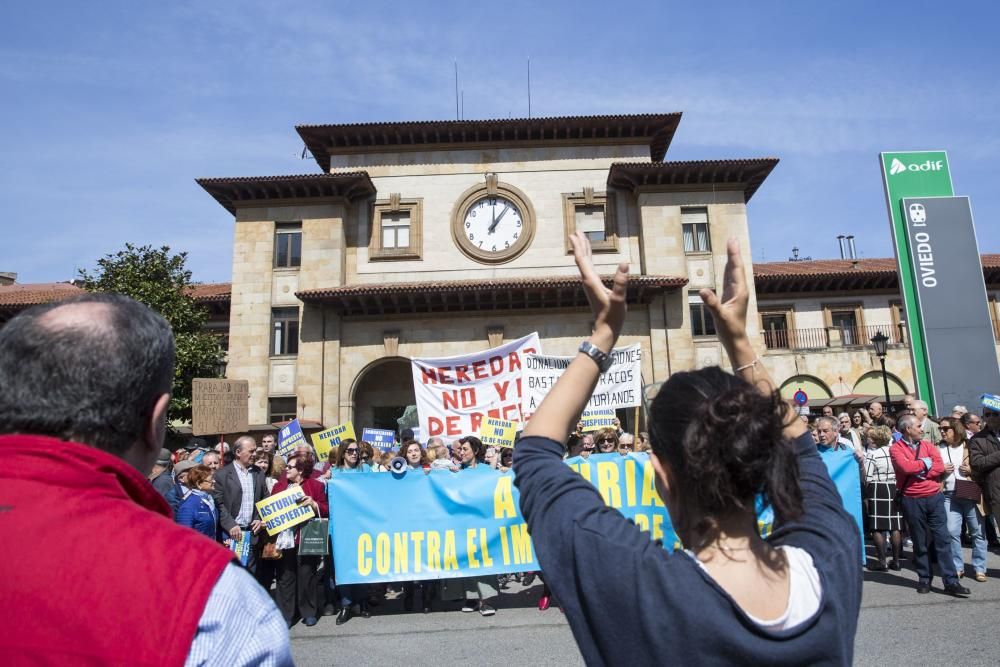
[940,426,953,431]
[345,448,359,454]
[597,438,616,444]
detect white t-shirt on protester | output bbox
[938,443,968,492]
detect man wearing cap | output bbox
[165,459,199,515]
[0,293,290,665]
[150,448,174,497]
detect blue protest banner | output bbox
[329,466,537,584]
[329,448,865,584]
[277,418,306,459]
[818,446,865,561]
[361,428,397,452]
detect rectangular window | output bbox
[575,205,606,243]
[681,208,711,253]
[270,307,299,356]
[274,223,302,268]
[563,190,617,253]
[689,293,716,337]
[268,397,297,423]
[761,313,790,349]
[381,212,411,249]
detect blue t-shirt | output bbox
[512,431,861,666]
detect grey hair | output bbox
[836,412,851,421]
[816,416,838,430]
[234,435,256,454]
[897,414,919,432]
[913,399,928,411]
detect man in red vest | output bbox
[0,293,292,666]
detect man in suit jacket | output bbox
[215,435,267,573]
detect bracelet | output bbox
[735,356,760,373]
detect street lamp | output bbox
[870,331,891,412]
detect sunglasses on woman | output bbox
[597,438,616,444]
[345,448,359,454]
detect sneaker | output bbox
[975,572,988,582]
[461,602,476,613]
[478,603,496,616]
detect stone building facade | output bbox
[197,114,778,432]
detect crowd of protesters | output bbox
[804,395,1000,595]
[145,388,1000,633]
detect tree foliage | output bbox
[78,244,225,429]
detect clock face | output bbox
[461,196,524,256]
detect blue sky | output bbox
[2,0,997,283]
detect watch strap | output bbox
[578,340,613,373]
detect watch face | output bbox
[462,196,524,255]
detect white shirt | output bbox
[744,546,823,631]
[938,443,968,492]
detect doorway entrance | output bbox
[352,357,416,437]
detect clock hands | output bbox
[488,203,510,234]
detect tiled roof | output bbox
[0,282,82,309]
[186,283,232,303]
[607,158,779,202]
[754,257,899,278]
[196,172,376,214]
[296,113,682,171]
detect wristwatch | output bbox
[578,340,613,373]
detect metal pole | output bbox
[879,356,891,413]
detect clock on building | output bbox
[451,180,535,263]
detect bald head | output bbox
[0,293,174,465]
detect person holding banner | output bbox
[271,452,328,627]
[332,439,373,624]
[514,232,861,664]
[594,428,618,454]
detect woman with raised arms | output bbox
[513,231,861,665]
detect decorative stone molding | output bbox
[383,330,400,357]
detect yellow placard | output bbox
[478,417,518,449]
[311,421,357,461]
[581,409,616,433]
[256,487,316,536]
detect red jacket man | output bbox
[890,414,969,597]
[0,293,291,665]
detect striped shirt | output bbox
[233,462,255,527]
[185,563,292,666]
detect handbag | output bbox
[298,519,330,556]
[945,447,982,502]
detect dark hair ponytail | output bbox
[649,367,802,548]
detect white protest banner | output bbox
[522,343,642,419]
[411,332,541,439]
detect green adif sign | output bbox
[880,151,953,413]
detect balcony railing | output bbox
[762,323,908,351]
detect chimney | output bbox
[836,235,847,259]
[846,235,857,260]
[0,272,16,286]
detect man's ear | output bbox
[144,393,171,454]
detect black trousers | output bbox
[275,546,322,624]
[900,493,959,585]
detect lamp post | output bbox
[870,331,891,412]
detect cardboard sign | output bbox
[257,487,316,536]
[191,379,249,436]
[311,422,356,461]
[522,344,642,419]
[362,428,397,452]
[411,333,540,438]
[277,418,307,459]
[478,417,518,449]
[581,409,617,433]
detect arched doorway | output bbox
[351,357,416,434]
[779,375,832,402]
[853,371,907,397]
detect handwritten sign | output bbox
[478,417,518,449]
[277,418,307,459]
[581,409,617,433]
[256,487,315,536]
[312,421,356,460]
[362,428,397,452]
[191,379,249,436]
[522,344,642,420]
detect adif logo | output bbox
[889,157,945,176]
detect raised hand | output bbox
[569,231,628,351]
[699,237,748,352]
